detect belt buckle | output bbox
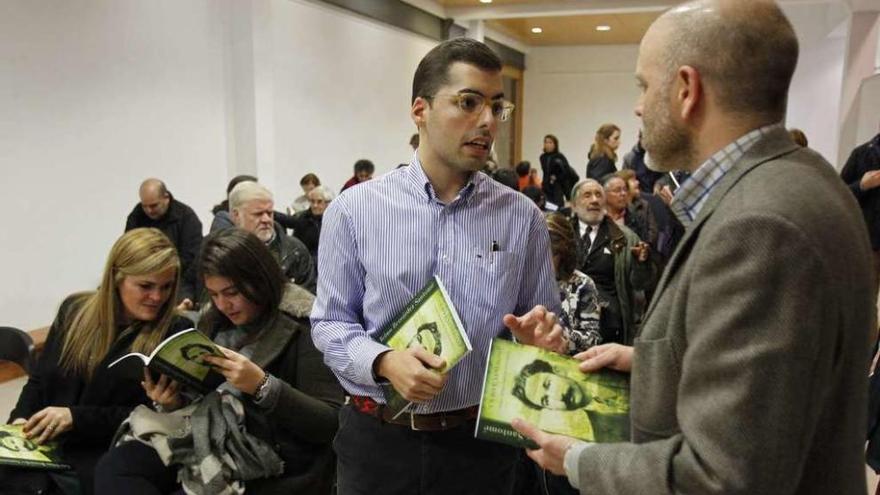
[409,411,423,431]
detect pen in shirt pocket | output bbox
[490,240,500,264]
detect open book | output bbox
[378,276,472,419]
[475,338,630,448]
[108,328,225,394]
[0,424,70,470]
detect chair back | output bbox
[0,326,35,374]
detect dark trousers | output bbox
[335,404,519,495]
[93,441,178,495]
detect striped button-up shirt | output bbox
[311,156,560,413]
[671,123,783,227]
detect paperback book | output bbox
[378,276,472,419]
[0,424,70,470]
[108,328,225,394]
[475,338,630,448]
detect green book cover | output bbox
[0,425,70,470]
[378,276,472,419]
[475,338,630,448]
[108,328,225,394]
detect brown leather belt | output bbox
[350,395,478,432]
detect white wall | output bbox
[786,36,847,165]
[0,0,444,330]
[522,45,642,176]
[269,0,436,205]
[0,0,229,330]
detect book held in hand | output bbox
[475,338,630,448]
[108,328,225,394]
[0,424,70,470]
[378,276,472,419]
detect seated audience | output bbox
[585,124,620,181]
[289,186,332,260]
[4,228,192,495]
[95,228,344,495]
[125,179,202,309]
[614,170,660,251]
[571,179,653,345]
[515,161,539,191]
[290,173,321,214]
[546,212,602,354]
[491,167,520,190]
[341,159,375,192]
[210,174,258,233]
[229,182,316,293]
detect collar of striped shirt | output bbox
[405,152,485,205]
[669,123,783,227]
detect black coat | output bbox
[125,198,203,301]
[540,151,579,207]
[585,155,617,182]
[840,133,880,249]
[8,295,191,494]
[289,210,322,259]
[201,285,344,495]
[268,222,317,293]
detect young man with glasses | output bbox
[311,38,564,495]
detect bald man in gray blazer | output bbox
[514,1,876,494]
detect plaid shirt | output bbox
[670,123,783,227]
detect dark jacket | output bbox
[585,155,617,182]
[623,143,664,194]
[9,295,191,493]
[573,216,654,345]
[268,222,317,294]
[289,209,322,260]
[840,133,880,249]
[125,198,203,301]
[201,285,344,495]
[540,151,579,207]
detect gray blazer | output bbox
[576,128,876,494]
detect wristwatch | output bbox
[254,372,271,401]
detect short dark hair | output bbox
[515,161,531,177]
[522,185,545,206]
[300,173,320,187]
[492,168,519,191]
[354,159,375,174]
[199,228,286,331]
[412,38,502,104]
[512,359,555,410]
[409,133,420,149]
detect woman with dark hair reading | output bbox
[95,228,344,495]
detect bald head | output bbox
[139,178,171,220]
[650,0,798,122]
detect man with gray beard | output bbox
[514,1,876,493]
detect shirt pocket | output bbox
[465,249,521,309]
[630,336,680,437]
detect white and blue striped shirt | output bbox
[311,156,560,413]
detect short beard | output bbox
[643,78,696,172]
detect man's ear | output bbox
[675,66,702,121]
[411,97,428,128]
[230,208,240,224]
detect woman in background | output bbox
[585,123,621,181]
[540,134,578,209]
[5,228,191,495]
